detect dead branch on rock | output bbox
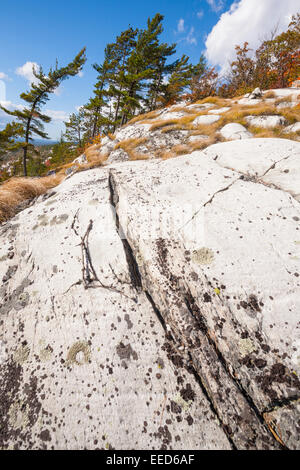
[70,212,133,300]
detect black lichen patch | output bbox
[180,383,196,402]
[0,275,31,316]
[156,238,168,267]
[124,314,133,329]
[162,341,184,368]
[203,293,212,303]
[116,342,138,361]
[0,360,22,448]
[170,400,182,414]
[0,360,42,449]
[2,265,18,283]
[255,362,300,402]
[240,294,262,317]
[186,415,194,426]
[154,425,173,450]
[39,429,51,442]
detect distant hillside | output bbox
[32,139,59,146]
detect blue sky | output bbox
[0,0,298,139]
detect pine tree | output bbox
[108,27,138,130]
[0,48,86,176]
[160,55,194,105]
[119,14,171,125]
[64,109,86,147]
[0,122,24,158]
[146,41,177,110]
[85,43,118,138]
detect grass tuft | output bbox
[0,174,64,223]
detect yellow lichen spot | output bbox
[172,393,192,412]
[8,401,30,430]
[192,247,215,265]
[214,288,221,295]
[40,346,53,362]
[13,345,30,364]
[239,338,256,358]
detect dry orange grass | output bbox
[127,150,150,161]
[127,110,159,126]
[0,174,64,223]
[115,137,149,161]
[69,143,109,170]
[172,144,192,155]
[249,125,300,141]
[85,143,102,160]
[160,150,177,160]
[149,110,214,132]
[263,91,276,99]
[161,124,182,133]
[189,135,218,151]
[81,152,109,169]
[280,107,300,124]
[159,137,217,159]
[274,96,292,106]
[149,119,180,131]
[189,121,221,134]
[195,96,229,107]
[115,137,148,151]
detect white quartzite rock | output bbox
[246,115,287,128]
[0,169,231,451]
[188,135,210,143]
[285,122,300,134]
[0,137,300,450]
[208,107,231,114]
[193,115,221,126]
[219,123,253,140]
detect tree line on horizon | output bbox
[0,12,299,178]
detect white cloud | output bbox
[45,109,69,121]
[0,72,9,81]
[0,100,24,111]
[178,18,185,33]
[53,86,63,96]
[176,18,197,45]
[206,0,225,13]
[197,10,204,19]
[15,62,64,95]
[78,71,84,78]
[186,27,197,45]
[16,61,41,85]
[205,0,300,74]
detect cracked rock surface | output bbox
[0,138,300,449]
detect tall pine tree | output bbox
[0,122,24,158]
[0,48,86,175]
[85,43,118,138]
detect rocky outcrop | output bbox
[248,87,263,99]
[246,115,287,128]
[1,136,299,450]
[193,115,221,125]
[219,123,253,140]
